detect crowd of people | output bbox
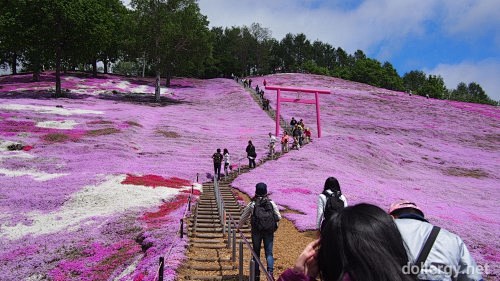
[236,178,484,281]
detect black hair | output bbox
[223,148,229,154]
[323,177,341,195]
[216,148,221,153]
[319,203,414,281]
[248,140,253,145]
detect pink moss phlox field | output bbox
[233,73,499,277]
[0,73,273,280]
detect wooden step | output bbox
[190,243,227,249]
[188,264,236,271]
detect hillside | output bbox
[0,72,498,280]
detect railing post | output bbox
[232,228,237,262]
[222,210,226,235]
[250,259,255,281]
[239,240,244,281]
[180,218,184,238]
[159,257,164,281]
[227,223,232,248]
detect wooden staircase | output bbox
[178,172,253,281]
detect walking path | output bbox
[178,80,307,280]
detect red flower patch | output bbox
[141,194,188,226]
[180,189,201,196]
[121,174,191,188]
[22,145,33,151]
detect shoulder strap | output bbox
[414,226,441,273]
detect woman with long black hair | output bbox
[278,203,415,281]
[317,177,347,230]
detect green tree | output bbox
[421,75,446,99]
[0,0,25,74]
[451,82,469,101]
[403,70,427,94]
[381,62,403,90]
[132,0,211,100]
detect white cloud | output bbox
[440,0,500,43]
[198,0,435,53]
[425,59,500,101]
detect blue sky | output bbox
[197,0,500,101]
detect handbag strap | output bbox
[414,226,441,273]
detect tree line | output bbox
[0,0,496,105]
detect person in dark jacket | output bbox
[211,148,223,180]
[246,140,257,168]
[239,183,281,280]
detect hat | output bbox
[388,200,423,216]
[255,182,268,196]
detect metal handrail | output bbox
[213,175,273,281]
[227,213,273,281]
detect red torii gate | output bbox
[265,85,331,138]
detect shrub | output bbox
[43,133,69,143]
[86,128,121,136]
[156,130,180,138]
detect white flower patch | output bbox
[0,140,19,151]
[0,174,183,240]
[115,81,133,91]
[0,168,67,181]
[0,104,103,116]
[35,120,78,130]
[0,151,34,160]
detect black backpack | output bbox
[213,153,223,164]
[323,191,345,223]
[251,197,278,233]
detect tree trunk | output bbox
[103,58,108,74]
[165,65,172,87]
[55,17,62,97]
[154,34,161,102]
[55,45,62,97]
[32,56,40,82]
[142,52,146,77]
[33,68,40,82]
[155,69,161,102]
[92,58,98,77]
[11,53,17,75]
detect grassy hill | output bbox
[0,72,498,280]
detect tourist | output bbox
[281,131,290,153]
[211,148,223,180]
[317,177,347,230]
[246,140,257,168]
[304,127,312,143]
[268,132,278,158]
[223,148,230,177]
[389,200,483,281]
[239,183,281,280]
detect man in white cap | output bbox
[239,182,281,280]
[389,200,483,281]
